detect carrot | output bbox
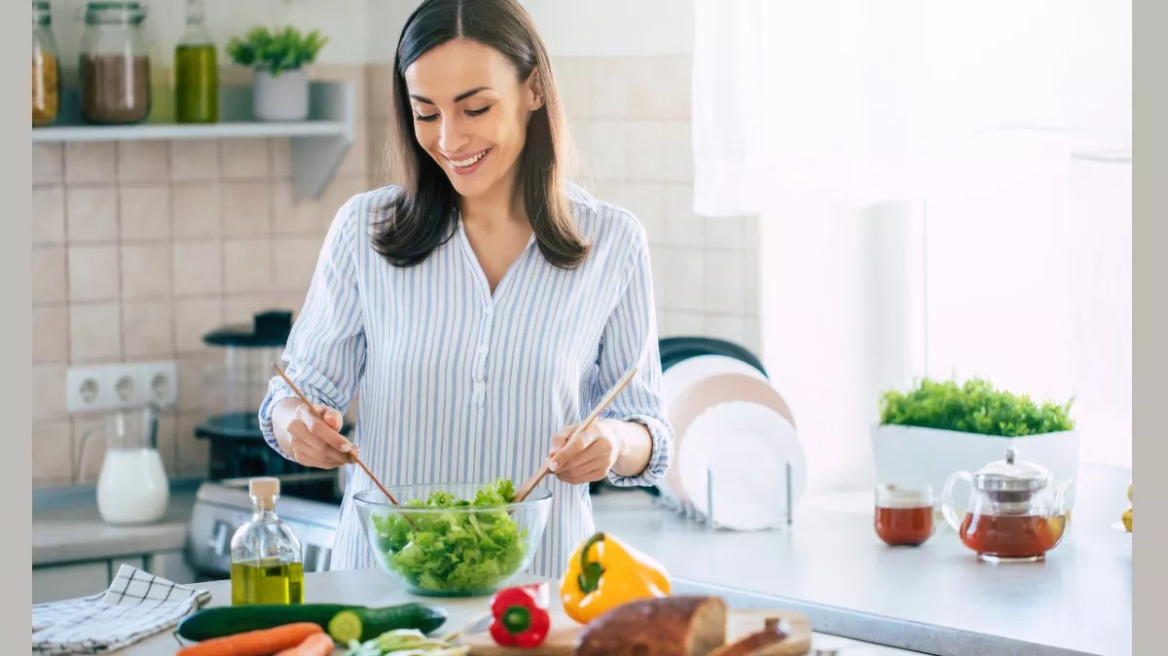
[273,632,336,656]
[176,622,324,656]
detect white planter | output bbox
[253,68,310,121]
[870,424,1081,509]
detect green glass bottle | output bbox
[174,0,217,123]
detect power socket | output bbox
[67,361,178,413]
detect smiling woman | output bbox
[257,0,674,580]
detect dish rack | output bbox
[651,461,797,531]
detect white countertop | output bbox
[32,490,196,566]
[588,466,1132,656]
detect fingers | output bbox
[556,449,611,484]
[288,435,350,469]
[283,402,354,469]
[548,426,594,473]
[297,403,353,454]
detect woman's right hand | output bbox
[271,398,355,469]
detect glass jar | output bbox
[32,1,60,126]
[874,484,934,546]
[80,1,151,124]
[230,477,305,605]
[174,0,218,123]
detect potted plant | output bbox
[870,377,1080,509]
[227,25,328,121]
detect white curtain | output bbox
[692,0,1132,491]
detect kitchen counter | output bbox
[118,568,923,655]
[589,464,1133,656]
[32,483,199,567]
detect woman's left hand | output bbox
[547,420,624,485]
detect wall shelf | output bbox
[32,80,357,200]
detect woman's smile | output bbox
[445,147,492,175]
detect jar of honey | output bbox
[874,484,934,546]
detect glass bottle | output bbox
[79,1,151,124]
[230,477,305,605]
[32,1,61,127]
[174,0,218,123]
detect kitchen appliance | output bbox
[77,405,169,525]
[186,472,341,581]
[197,309,351,481]
[941,446,1074,562]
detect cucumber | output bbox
[176,602,447,641]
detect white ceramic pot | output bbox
[870,424,1081,509]
[253,67,309,121]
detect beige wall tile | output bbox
[664,247,705,312]
[66,186,119,242]
[32,364,67,421]
[64,142,116,185]
[272,290,307,317]
[221,138,270,180]
[660,55,692,121]
[366,119,390,186]
[337,121,368,179]
[224,239,273,292]
[608,183,666,243]
[172,241,222,295]
[626,57,669,120]
[68,245,120,302]
[33,305,69,364]
[590,58,631,120]
[33,143,64,185]
[119,184,171,241]
[705,315,749,346]
[661,121,693,183]
[222,181,272,237]
[664,184,705,247]
[117,141,170,183]
[366,64,394,120]
[704,251,748,315]
[270,138,292,179]
[173,297,223,354]
[176,353,214,413]
[625,121,665,183]
[176,412,210,476]
[662,311,705,336]
[704,214,744,251]
[552,57,594,120]
[32,420,73,486]
[172,183,222,239]
[274,236,324,292]
[33,186,66,245]
[121,242,172,299]
[170,140,220,182]
[223,293,275,325]
[32,246,67,304]
[742,252,759,316]
[576,121,629,181]
[122,300,174,357]
[70,302,122,362]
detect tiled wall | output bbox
[32,55,759,489]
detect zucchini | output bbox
[176,602,447,641]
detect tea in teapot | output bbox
[941,446,1072,562]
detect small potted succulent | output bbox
[870,377,1080,508]
[227,25,328,121]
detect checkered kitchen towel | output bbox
[33,564,211,655]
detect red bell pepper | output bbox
[488,582,551,649]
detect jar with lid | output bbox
[80,1,151,124]
[32,1,61,126]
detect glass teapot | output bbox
[77,405,170,525]
[941,446,1073,562]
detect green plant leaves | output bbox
[879,377,1075,437]
[226,25,329,75]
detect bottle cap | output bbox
[249,477,280,498]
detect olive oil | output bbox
[174,0,218,123]
[230,558,304,605]
[229,477,305,606]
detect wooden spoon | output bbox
[271,363,401,507]
[514,366,639,503]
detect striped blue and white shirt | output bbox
[258,183,673,579]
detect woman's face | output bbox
[404,38,543,201]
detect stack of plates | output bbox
[657,339,807,531]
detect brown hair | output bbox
[372,0,589,269]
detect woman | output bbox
[258,0,672,579]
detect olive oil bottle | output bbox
[230,477,305,605]
[174,0,217,123]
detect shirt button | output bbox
[477,345,488,355]
[483,306,493,317]
[474,381,486,394]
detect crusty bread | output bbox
[575,595,728,656]
[709,617,791,656]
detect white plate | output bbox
[662,354,767,403]
[677,400,807,531]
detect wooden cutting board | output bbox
[457,607,812,656]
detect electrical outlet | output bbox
[67,361,178,413]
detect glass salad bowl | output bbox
[354,480,552,597]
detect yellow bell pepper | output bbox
[560,531,671,624]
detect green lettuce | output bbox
[369,479,529,593]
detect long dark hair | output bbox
[372,0,589,269]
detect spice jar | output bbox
[32,1,60,126]
[80,1,151,124]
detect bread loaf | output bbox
[710,617,790,656]
[575,595,728,656]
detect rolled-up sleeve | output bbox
[258,195,367,459]
[595,222,674,487]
